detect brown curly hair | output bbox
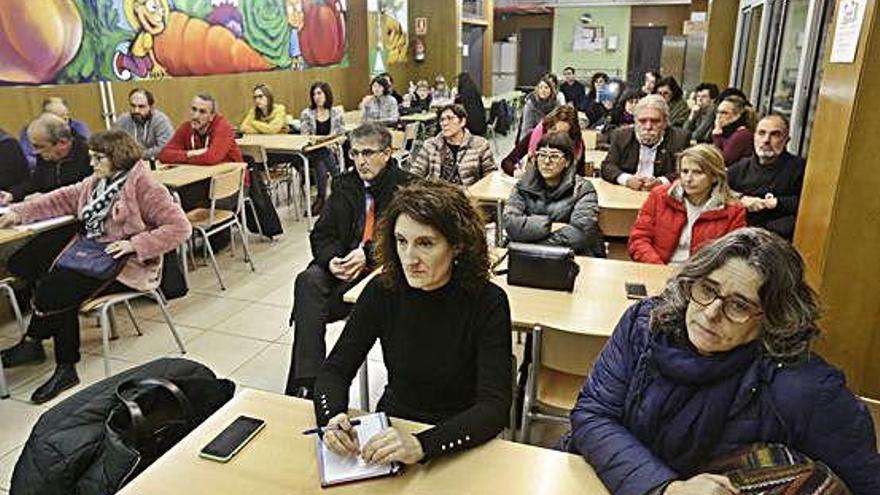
[374,180,490,293]
[541,105,582,144]
[88,129,144,171]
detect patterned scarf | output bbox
[81,171,129,239]
[439,139,463,184]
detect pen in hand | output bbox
[302,419,362,436]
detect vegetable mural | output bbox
[367,0,407,75]
[0,0,348,85]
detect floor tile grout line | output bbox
[224,340,276,378]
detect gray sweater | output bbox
[113,109,175,159]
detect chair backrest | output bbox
[581,129,599,151]
[390,130,406,151]
[538,326,606,376]
[206,166,245,225]
[403,123,419,152]
[239,144,268,165]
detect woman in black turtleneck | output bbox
[313,180,512,465]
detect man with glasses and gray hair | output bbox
[158,93,242,166]
[601,94,689,191]
[285,123,415,400]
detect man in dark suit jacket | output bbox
[727,114,805,240]
[600,94,690,191]
[285,123,415,399]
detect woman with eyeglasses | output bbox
[410,104,495,186]
[0,130,191,404]
[503,132,604,257]
[628,144,746,265]
[564,228,880,495]
[240,83,289,134]
[712,95,756,166]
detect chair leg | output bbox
[246,199,264,239]
[236,221,256,272]
[108,307,120,340]
[124,301,143,336]
[98,307,113,377]
[0,284,26,336]
[358,361,370,412]
[151,290,186,354]
[0,355,9,399]
[201,230,226,290]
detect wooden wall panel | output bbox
[700,0,739,87]
[795,0,880,396]
[0,83,104,138]
[631,5,692,36]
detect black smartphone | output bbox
[199,415,266,463]
[625,282,648,300]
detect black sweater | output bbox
[0,130,29,191]
[727,151,805,229]
[8,137,91,201]
[313,275,512,461]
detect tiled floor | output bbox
[0,130,570,492]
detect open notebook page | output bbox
[317,412,397,486]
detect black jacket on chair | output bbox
[600,126,690,184]
[309,159,415,270]
[11,358,234,495]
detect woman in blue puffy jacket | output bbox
[565,228,880,495]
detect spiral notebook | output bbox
[315,412,401,487]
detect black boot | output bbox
[0,337,46,368]
[31,364,79,404]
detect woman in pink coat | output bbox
[0,130,191,404]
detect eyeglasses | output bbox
[535,150,567,163]
[689,278,763,324]
[253,94,266,99]
[348,147,386,160]
[89,152,109,162]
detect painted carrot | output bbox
[154,11,271,76]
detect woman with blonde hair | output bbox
[628,144,746,264]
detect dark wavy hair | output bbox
[89,129,144,171]
[374,180,489,294]
[252,83,276,121]
[650,228,821,359]
[309,81,334,109]
[656,76,684,102]
[370,75,391,96]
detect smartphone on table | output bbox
[199,415,266,463]
[625,282,648,300]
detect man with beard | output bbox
[113,88,174,162]
[158,93,242,166]
[285,123,415,399]
[727,114,806,240]
[601,94,689,191]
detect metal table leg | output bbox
[358,360,370,411]
[495,200,504,246]
[294,151,313,230]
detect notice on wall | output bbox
[830,0,868,63]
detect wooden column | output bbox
[795,0,880,397]
[700,0,739,87]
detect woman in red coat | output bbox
[628,144,745,264]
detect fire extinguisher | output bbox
[414,37,426,63]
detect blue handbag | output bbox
[55,236,125,280]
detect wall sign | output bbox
[830,0,867,64]
[415,17,428,36]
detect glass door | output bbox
[790,0,836,155]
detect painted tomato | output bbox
[299,0,346,66]
[0,0,83,83]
